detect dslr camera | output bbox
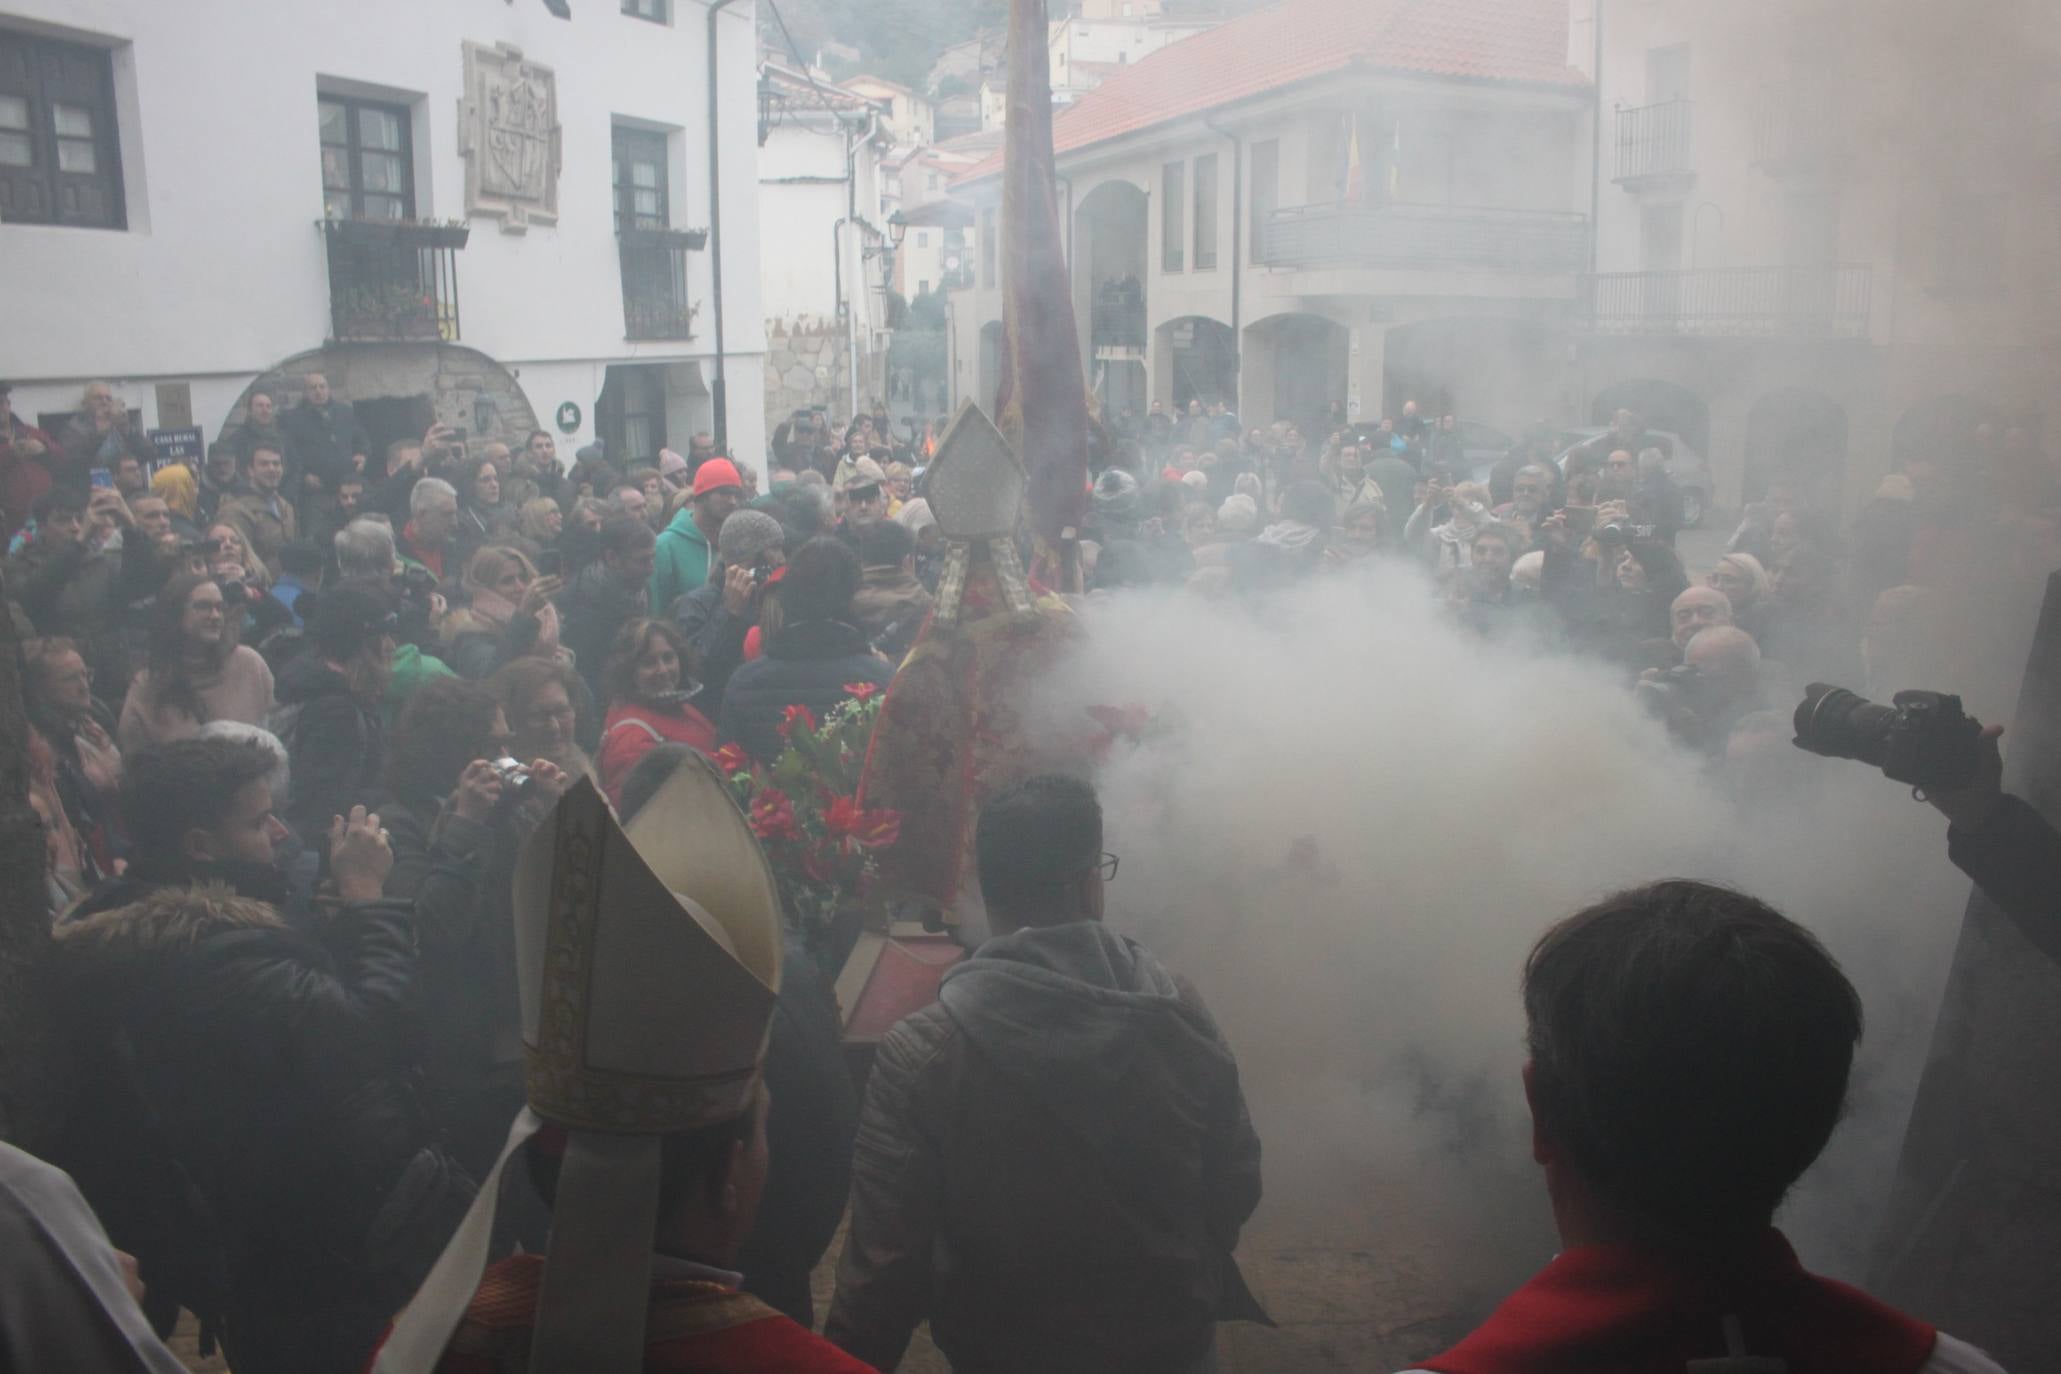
[1792,684,1984,791]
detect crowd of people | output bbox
[0,366,2049,1374]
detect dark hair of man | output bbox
[526,429,552,450]
[122,736,277,858]
[600,511,656,558]
[1624,540,1689,601]
[142,573,238,722]
[975,773,1103,921]
[34,488,86,520]
[526,1093,759,1219]
[603,617,690,705]
[386,677,502,806]
[779,536,860,624]
[1522,880,1862,1242]
[248,442,283,465]
[853,517,913,570]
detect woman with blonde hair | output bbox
[440,544,568,680]
[1707,551,1773,643]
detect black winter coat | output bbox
[52,885,471,1374]
[555,561,647,702]
[273,652,386,844]
[717,618,892,764]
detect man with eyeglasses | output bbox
[828,774,1265,1374]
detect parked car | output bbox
[1550,427,1712,527]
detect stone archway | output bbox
[1744,387,1849,509]
[1244,312,1349,434]
[223,342,541,473]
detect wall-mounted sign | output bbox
[145,425,204,475]
[555,401,582,434]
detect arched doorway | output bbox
[1891,393,1990,473]
[1244,312,1349,435]
[1074,180,1149,366]
[977,321,1004,414]
[1744,388,1848,509]
[1383,317,1554,430]
[1155,316,1237,414]
[1590,379,1710,461]
[222,342,540,476]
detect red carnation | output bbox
[843,682,880,703]
[825,794,901,848]
[748,788,802,842]
[713,743,749,776]
[779,704,817,739]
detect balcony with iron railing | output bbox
[618,226,707,341]
[1259,202,1589,274]
[1613,100,1695,186]
[1579,265,1872,338]
[320,219,467,344]
[1091,279,1146,350]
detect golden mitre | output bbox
[926,401,1035,624]
[374,759,783,1374]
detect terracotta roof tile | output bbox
[956,0,1584,185]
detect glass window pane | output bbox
[324,190,352,219]
[361,151,402,192]
[358,107,402,151]
[633,163,657,188]
[0,95,27,131]
[322,147,351,189]
[0,131,30,167]
[635,189,659,216]
[319,100,348,144]
[364,194,405,220]
[52,103,92,138]
[57,138,97,174]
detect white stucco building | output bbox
[0,0,766,475]
[1571,0,2061,510]
[950,0,1591,444]
[755,60,895,431]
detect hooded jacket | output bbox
[272,651,386,842]
[717,619,891,764]
[51,884,471,1374]
[826,920,1263,1374]
[651,505,714,613]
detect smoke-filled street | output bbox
[5,0,2061,1371]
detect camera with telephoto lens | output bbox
[1596,522,1657,547]
[1791,684,1984,790]
[216,578,260,608]
[487,757,532,794]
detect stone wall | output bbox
[764,319,892,434]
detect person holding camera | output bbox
[674,508,787,721]
[375,678,569,1180]
[11,485,163,694]
[117,572,277,754]
[1639,625,1768,757]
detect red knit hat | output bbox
[692,458,743,497]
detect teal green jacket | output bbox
[650,508,713,614]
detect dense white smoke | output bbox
[1030,559,1977,1292]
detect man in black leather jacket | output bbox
[53,736,472,1374]
[1926,723,2061,966]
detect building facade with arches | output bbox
[946,0,1595,453]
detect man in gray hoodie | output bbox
[826,775,1264,1373]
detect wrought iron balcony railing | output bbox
[619,226,707,341]
[1613,100,1695,184]
[1579,265,1872,338]
[1260,202,1589,273]
[320,219,467,344]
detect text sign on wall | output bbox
[145,426,204,475]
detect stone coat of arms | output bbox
[460,42,563,232]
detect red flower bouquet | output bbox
[723,686,900,959]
